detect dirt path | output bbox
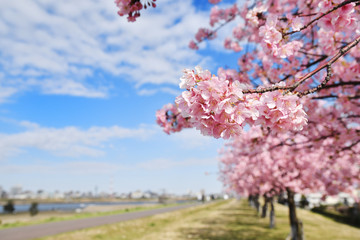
[0,203,199,240]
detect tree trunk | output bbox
[286,188,304,240]
[269,196,275,228]
[248,195,254,207]
[262,196,269,218]
[254,194,260,215]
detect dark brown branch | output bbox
[312,94,338,99]
[340,114,360,119]
[194,13,237,45]
[298,50,327,57]
[287,35,360,93]
[312,94,360,100]
[242,85,290,94]
[342,139,360,151]
[319,81,360,90]
[301,55,328,68]
[297,65,332,97]
[243,35,360,95]
[284,0,360,36]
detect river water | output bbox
[0,201,161,213]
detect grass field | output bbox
[0,203,174,230]
[38,199,360,240]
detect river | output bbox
[0,201,161,213]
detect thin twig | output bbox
[242,35,360,95]
[242,85,290,94]
[284,0,360,36]
[286,35,360,93]
[342,139,360,151]
[297,65,332,97]
[194,14,236,45]
[320,80,360,90]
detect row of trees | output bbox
[115,0,360,239]
[219,119,360,239]
[2,200,38,216]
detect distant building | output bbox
[130,190,143,199]
[118,193,129,199]
[143,190,158,199]
[1,190,8,199]
[10,185,23,196]
[52,191,65,199]
[294,192,357,208]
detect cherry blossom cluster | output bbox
[169,67,308,139]
[224,37,242,52]
[259,15,303,58]
[318,2,358,32]
[220,103,360,199]
[149,1,360,236]
[155,0,360,141]
[219,99,360,237]
[155,103,192,134]
[209,4,238,26]
[189,28,217,50]
[189,4,238,50]
[191,0,360,63]
[208,0,222,4]
[114,0,156,22]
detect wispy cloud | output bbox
[0,121,156,159]
[136,157,217,170]
[0,156,217,175]
[137,87,182,96]
[0,0,211,100]
[170,128,224,149]
[0,161,124,175]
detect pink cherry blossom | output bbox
[158,67,308,139]
[291,17,303,31]
[156,103,192,134]
[208,0,222,5]
[149,1,360,238]
[114,0,156,22]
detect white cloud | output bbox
[0,86,18,103]
[0,161,124,175]
[19,121,41,129]
[0,155,217,175]
[0,0,212,100]
[0,122,156,159]
[136,157,217,170]
[137,87,182,96]
[40,78,108,98]
[170,128,224,149]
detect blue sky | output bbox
[0,0,242,195]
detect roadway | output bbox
[0,202,199,240]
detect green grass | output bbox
[311,205,360,227]
[179,200,360,240]
[39,200,228,240]
[40,199,360,240]
[0,203,184,230]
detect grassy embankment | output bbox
[0,202,182,230]
[40,199,360,240]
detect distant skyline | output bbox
[0,184,207,196]
[0,0,242,194]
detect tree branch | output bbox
[284,0,360,36]
[243,35,360,95]
[287,35,360,93]
[297,65,332,97]
[342,139,360,151]
[319,81,360,90]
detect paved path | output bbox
[0,203,199,240]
